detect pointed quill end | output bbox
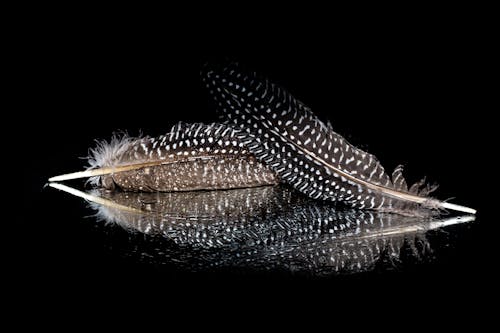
[440,202,477,215]
[48,182,142,213]
[428,214,476,230]
[48,170,98,182]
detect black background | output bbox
[18,13,495,318]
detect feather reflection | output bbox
[50,183,475,275]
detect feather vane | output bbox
[202,63,475,216]
[50,122,278,191]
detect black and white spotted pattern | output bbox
[90,122,278,192]
[202,63,436,215]
[91,185,436,274]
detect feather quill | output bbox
[49,183,475,274]
[202,62,476,216]
[49,122,278,191]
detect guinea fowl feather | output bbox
[50,122,278,191]
[202,62,475,216]
[48,62,475,216]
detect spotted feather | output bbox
[50,122,278,191]
[202,62,475,216]
[49,183,475,274]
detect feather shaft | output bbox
[440,202,477,214]
[203,62,476,216]
[49,161,169,182]
[49,183,142,213]
[261,133,476,214]
[49,122,278,191]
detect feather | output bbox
[202,62,476,216]
[49,183,475,274]
[49,122,278,191]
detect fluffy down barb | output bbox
[86,134,141,186]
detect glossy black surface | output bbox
[48,184,477,275]
[21,37,493,308]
